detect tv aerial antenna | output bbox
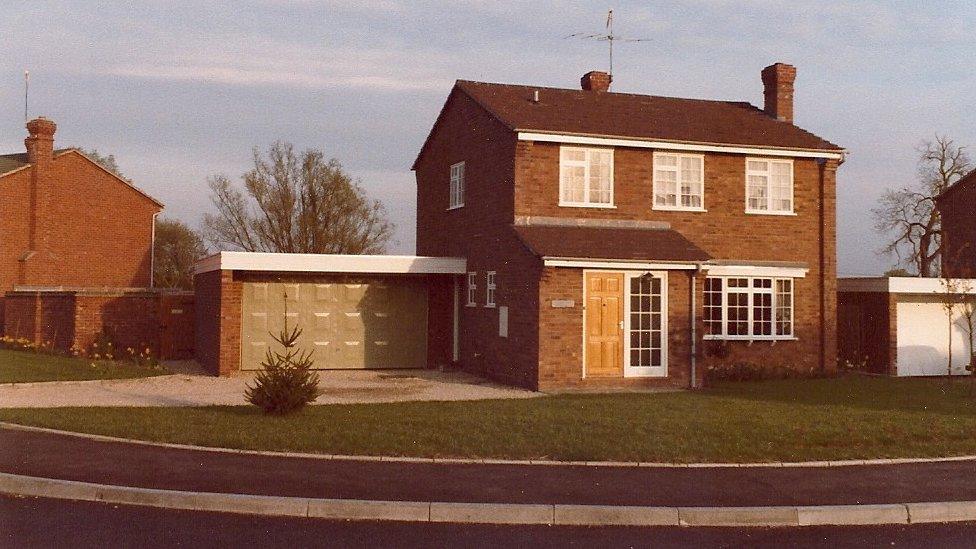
[566,10,651,84]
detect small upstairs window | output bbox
[449,162,465,209]
[466,272,477,307]
[485,271,497,308]
[653,153,705,211]
[746,159,793,214]
[559,147,613,207]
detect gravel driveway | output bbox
[0,368,540,408]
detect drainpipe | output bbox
[817,158,827,373]
[690,267,699,389]
[149,212,160,288]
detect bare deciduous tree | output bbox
[873,136,971,277]
[203,142,393,254]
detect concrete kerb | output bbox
[4,421,976,469]
[3,472,976,527]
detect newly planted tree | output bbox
[244,296,320,414]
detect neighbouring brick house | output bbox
[413,64,845,390]
[936,170,976,277]
[0,118,192,358]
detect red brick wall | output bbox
[415,90,543,389]
[3,289,193,360]
[939,180,976,277]
[515,144,838,376]
[0,150,161,333]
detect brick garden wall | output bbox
[3,289,194,360]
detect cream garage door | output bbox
[241,279,428,370]
[896,300,971,376]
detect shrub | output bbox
[705,362,831,384]
[245,319,320,414]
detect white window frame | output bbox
[485,271,496,308]
[653,152,705,212]
[466,272,477,307]
[558,146,615,208]
[702,276,796,341]
[745,158,795,215]
[449,161,465,210]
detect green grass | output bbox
[0,349,168,383]
[3,376,976,463]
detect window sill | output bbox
[558,202,617,209]
[484,304,497,309]
[465,303,476,308]
[744,210,797,216]
[653,206,707,213]
[703,335,798,342]
[447,204,464,211]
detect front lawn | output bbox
[3,376,976,463]
[0,349,168,383]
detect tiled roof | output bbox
[455,80,842,152]
[0,149,71,175]
[514,224,711,263]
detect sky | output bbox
[1,1,974,276]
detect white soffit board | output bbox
[838,277,976,295]
[703,265,808,278]
[543,258,698,270]
[195,251,466,275]
[517,132,845,160]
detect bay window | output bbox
[703,277,794,340]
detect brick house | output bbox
[0,118,183,355]
[413,63,845,390]
[936,170,976,277]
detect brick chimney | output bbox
[25,117,56,165]
[581,71,611,92]
[24,117,57,256]
[761,63,796,123]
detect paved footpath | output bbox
[3,425,976,507]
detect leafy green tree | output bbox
[79,148,128,181]
[153,218,206,289]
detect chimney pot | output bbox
[581,71,611,92]
[761,63,796,123]
[25,117,57,165]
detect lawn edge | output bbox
[4,421,976,469]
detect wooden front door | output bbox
[585,272,624,377]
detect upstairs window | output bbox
[654,153,704,210]
[746,159,793,214]
[449,162,465,209]
[703,277,794,340]
[466,272,477,307]
[559,147,613,207]
[485,271,497,307]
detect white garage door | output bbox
[241,279,428,370]
[896,301,971,376]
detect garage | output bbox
[240,277,429,370]
[838,277,976,377]
[194,252,465,375]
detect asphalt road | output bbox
[3,426,976,507]
[3,495,976,548]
